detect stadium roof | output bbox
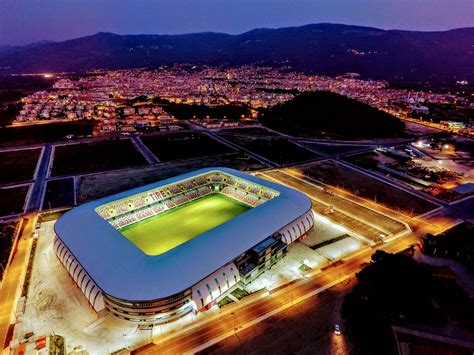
[55,167,312,301]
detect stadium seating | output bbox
[194,176,207,186]
[209,173,223,183]
[182,180,195,190]
[99,172,276,229]
[169,185,182,194]
[221,186,263,207]
[249,185,260,195]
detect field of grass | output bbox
[0,148,41,184]
[220,135,319,165]
[141,132,233,161]
[119,194,251,255]
[298,160,438,215]
[51,139,147,177]
[217,296,234,308]
[38,211,65,223]
[76,153,266,203]
[0,185,29,216]
[42,178,75,209]
[231,288,250,300]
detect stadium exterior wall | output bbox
[53,168,313,324]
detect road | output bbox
[132,189,471,354]
[401,117,473,139]
[334,158,447,207]
[440,197,474,223]
[26,145,52,212]
[133,215,443,354]
[208,133,276,168]
[131,136,160,165]
[260,170,407,242]
[0,125,467,354]
[0,216,35,352]
[199,279,353,355]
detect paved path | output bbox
[133,222,438,355]
[208,133,276,167]
[25,145,52,212]
[131,136,160,165]
[335,158,447,207]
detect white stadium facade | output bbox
[54,168,314,325]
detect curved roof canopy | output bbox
[55,167,312,301]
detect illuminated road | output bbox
[0,140,468,354]
[401,117,473,138]
[260,170,408,242]
[26,144,52,212]
[133,217,440,355]
[0,216,35,352]
[132,186,472,354]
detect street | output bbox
[0,215,36,352]
[133,215,445,354]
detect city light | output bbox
[0,6,472,353]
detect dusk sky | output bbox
[1,0,474,45]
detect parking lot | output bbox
[259,170,408,243]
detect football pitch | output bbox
[119,194,251,255]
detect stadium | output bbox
[54,167,314,324]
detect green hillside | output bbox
[259,91,404,139]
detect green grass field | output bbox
[119,194,251,255]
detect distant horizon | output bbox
[3,22,474,47]
[2,0,474,46]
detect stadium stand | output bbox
[96,171,278,229]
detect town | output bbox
[1,4,474,353]
[13,66,474,136]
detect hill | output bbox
[0,24,473,83]
[259,91,405,139]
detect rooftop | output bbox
[54,167,312,301]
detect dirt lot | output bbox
[42,178,75,209]
[200,279,354,355]
[0,148,41,185]
[141,132,234,161]
[220,135,319,165]
[297,160,437,216]
[0,185,29,216]
[77,153,266,203]
[51,139,147,177]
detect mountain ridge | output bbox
[1,23,473,83]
